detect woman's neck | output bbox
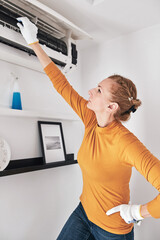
[95,112,115,128]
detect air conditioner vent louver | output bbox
[1,0,66,38]
[0,4,68,56]
[0,0,91,73]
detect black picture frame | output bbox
[38,121,67,164]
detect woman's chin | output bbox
[87,102,90,107]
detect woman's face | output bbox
[87,78,114,113]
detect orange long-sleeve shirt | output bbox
[44,62,160,234]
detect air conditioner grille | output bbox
[0,0,66,39]
[0,3,68,56]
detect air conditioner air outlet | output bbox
[0,0,91,73]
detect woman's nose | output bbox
[88,88,94,96]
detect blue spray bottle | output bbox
[11,73,22,110]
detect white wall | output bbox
[0,48,84,239]
[1,23,160,239]
[80,24,160,239]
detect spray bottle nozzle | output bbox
[11,72,18,80]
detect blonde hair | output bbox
[108,74,142,121]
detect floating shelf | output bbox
[0,107,80,121]
[0,108,79,177]
[0,157,78,177]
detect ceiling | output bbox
[39,0,160,48]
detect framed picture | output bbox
[38,121,67,164]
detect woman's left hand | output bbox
[106,204,144,225]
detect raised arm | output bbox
[31,42,52,68]
[17,17,52,68]
[16,17,95,126]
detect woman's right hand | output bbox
[17,17,51,68]
[17,17,39,45]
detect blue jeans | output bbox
[56,202,134,240]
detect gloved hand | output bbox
[17,17,39,45]
[106,204,144,225]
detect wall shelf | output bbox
[0,108,79,177]
[0,157,78,177]
[0,107,80,121]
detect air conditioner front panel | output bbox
[0,0,88,73]
[0,3,68,56]
[1,0,92,40]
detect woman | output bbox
[17,17,160,240]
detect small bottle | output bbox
[11,73,22,110]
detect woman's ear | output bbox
[107,103,119,113]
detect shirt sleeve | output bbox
[44,62,95,127]
[120,133,160,218]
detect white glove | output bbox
[106,204,144,225]
[17,17,39,45]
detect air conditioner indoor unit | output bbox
[0,0,92,74]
